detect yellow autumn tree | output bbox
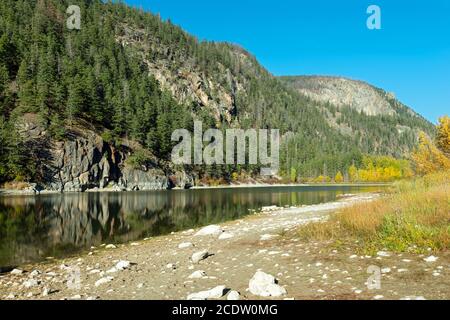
[412,132,450,175]
[348,164,358,182]
[436,115,450,156]
[334,171,344,183]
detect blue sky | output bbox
[125,0,450,123]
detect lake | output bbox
[0,185,383,267]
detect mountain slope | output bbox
[0,0,435,189]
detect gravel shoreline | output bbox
[1,192,448,301]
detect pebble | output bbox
[95,276,114,287]
[178,242,194,249]
[188,270,207,279]
[191,250,210,264]
[377,251,391,257]
[248,271,287,297]
[10,269,24,275]
[194,225,223,237]
[424,256,438,263]
[23,279,39,288]
[400,296,426,300]
[187,285,227,300]
[218,232,234,240]
[260,234,277,241]
[227,290,240,300]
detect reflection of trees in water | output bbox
[0,186,372,266]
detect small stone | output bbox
[42,287,57,296]
[381,268,391,274]
[248,271,287,297]
[227,290,240,300]
[178,242,194,249]
[374,295,384,300]
[105,244,117,249]
[194,225,223,237]
[30,270,41,277]
[95,276,114,287]
[187,285,227,300]
[424,256,438,263]
[400,296,426,300]
[188,270,207,279]
[191,250,210,263]
[260,234,277,241]
[377,251,391,257]
[10,269,24,275]
[115,260,131,270]
[218,232,234,240]
[23,279,39,288]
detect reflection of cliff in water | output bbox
[0,186,378,266]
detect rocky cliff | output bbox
[279,76,417,117]
[16,114,192,193]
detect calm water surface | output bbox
[0,185,382,267]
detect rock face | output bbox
[17,116,193,193]
[280,76,397,116]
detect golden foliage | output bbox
[436,115,450,156]
[297,170,450,253]
[412,132,450,175]
[334,171,344,183]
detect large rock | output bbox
[248,271,287,297]
[187,285,227,300]
[191,250,210,263]
[120,167,169,191]
[17,117,172,193]
[195,225,223,237]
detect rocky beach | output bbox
[1,193,448,301]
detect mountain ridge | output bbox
[0,0,435,190]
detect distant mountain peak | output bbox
[280,75,409,117]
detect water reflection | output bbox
[0,186,380,266]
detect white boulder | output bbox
[248,271,287,297]
[191,250,210,263]
[424,256,438,263]
[218,232,234,240]
[178,242,194,249]
[10,269,24,275]
[95,276,114,287]
[195,225,223,237]
[188,270,207,279]
[227,290,240,300]
[23,279,39,288]
[187,285,227,300]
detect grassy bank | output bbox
[297,171,450,254]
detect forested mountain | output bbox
[0,0,435,189]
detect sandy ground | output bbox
[0,193,448,300]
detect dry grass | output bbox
[297,171,450,253]
[0,181,31,190]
